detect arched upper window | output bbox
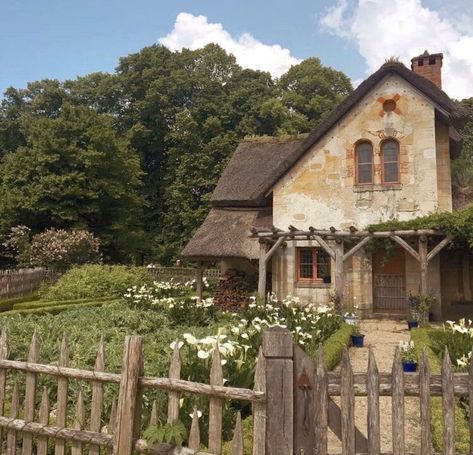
[381,139,400,184]
[355,141,373,184]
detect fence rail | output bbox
[0,328,263,455]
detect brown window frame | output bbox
[296,247,331,283]
[381,139,400,184]
[355,141,374,185]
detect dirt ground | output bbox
[328,319,421,453]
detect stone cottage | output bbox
[182,51,470,319]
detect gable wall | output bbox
[273,75,448,230]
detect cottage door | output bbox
[372,248,406,312]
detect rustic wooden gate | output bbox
[262,326,472,455]
[373,274,406,311]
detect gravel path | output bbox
[327,320,421,453]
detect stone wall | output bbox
[435,120,453,211]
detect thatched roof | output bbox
[211,137,304,207]
[181,208,272,260]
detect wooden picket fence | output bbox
[0,268,55,300]
[270,326,473,455]
[0,328,264,455]
[147,267,221,283]
[0,324,471,455]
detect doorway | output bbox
[372,248,406,312]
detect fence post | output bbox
[263,326,294,455]
[113,336,144,455]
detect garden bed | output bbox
[0,277,347,447]
[411,327,470,452]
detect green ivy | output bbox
[368,206,473,247]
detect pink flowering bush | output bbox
[3,225,100,270]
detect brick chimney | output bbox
[411,50,443,88]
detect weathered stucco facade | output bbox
[271,75,453,313]
[273,75,444,229]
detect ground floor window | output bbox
[296,247,331,282]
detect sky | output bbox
[1,0,472,100]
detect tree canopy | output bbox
[0,44,354,264]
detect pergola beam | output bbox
[343,236,372,262]
[426,236,452,262]
[264,236,287,263]
[258,242,268,298]
[251,228,443,239]
[312,235,335,260]
[390,235,420,262]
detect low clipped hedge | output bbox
[411,328,469,453]
[13,295,116,311]
[0,294,40,312]
[0,299,119,317]
[321,322,353,370]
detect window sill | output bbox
[296,282,331,289]
[353,184,402,193]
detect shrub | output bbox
[3,226,100,270]
[43,265,153,301]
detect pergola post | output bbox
[258,241,268,299]
[334,240,345,309]
[419,235,428,295]
[196,261,204,302]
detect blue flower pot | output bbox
[402,361,418,372]
[407,321,418,330]
[351,334,365,348]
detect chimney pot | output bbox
[411,50,443,88]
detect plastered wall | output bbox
[273,74,445,230]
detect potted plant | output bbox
[407,308,420,330]
[343,303,359,326]
[417,293,438,324]
[399,340,417,372]
[351,324,365,348]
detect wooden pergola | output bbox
[250,226,453,306]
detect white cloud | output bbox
[159,13,301,78]
[320,0,473,99]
